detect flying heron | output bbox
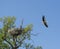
[42,16,48,28]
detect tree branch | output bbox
[16,36,26,48]
[4,39,13,49]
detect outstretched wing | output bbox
[42,16,48,28]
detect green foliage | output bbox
[0,16,42,49]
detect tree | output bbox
[0,16,42,49]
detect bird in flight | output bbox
[42,16,48,28]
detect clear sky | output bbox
[0,0,60,49]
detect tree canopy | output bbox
[0,16,42,49]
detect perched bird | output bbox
[42,16,48,28]
[8,19,23,36]
[8,28,23,36]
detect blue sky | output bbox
[0,0,60,49]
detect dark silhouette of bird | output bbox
[42,16,48,28]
